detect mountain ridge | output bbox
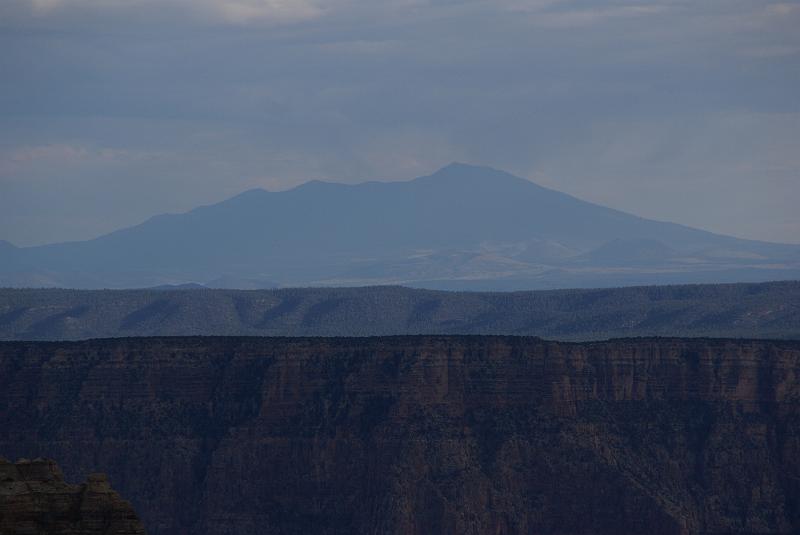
[1,280,798,341]
[1,163,798,289]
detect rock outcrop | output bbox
[0,457,146,534]
[1,336,800,534]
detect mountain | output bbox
[1,281,799,341]
[2,163,798,290]
[3,336,799,534]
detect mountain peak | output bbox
[418,162,541,193]
[232,187,270,198]
[291,179,337,191]
[434,162,506,176]
[440,161,482,171]
[2,164,797,290]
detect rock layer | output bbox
[0,457,146,534]
[1,336,799,534]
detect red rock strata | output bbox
[1,336,799,534]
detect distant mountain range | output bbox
[1,281,798,340]
[1,163,798,290]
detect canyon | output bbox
[1,336,799,534]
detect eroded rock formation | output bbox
[1,336,799,534]
[0,457,146,534]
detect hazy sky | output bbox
[1,0,798,246]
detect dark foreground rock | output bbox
[0,457,146,534]
[1,336,800,534]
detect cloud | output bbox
[210,0,322,23]
[0,0,798,245]
[537,5,669,28]
[500,2,670,27]
[766,2,800,16]
[740,45,800,59]
[5,0,683,27]
[16,0,325,24]
[0,144,166,180]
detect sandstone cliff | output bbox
[0,457,146,534]
[1,336,799,534]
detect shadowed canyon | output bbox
[2,336,799,534]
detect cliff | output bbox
[0,457,146,534]
[1,336,799,534]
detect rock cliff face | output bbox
[1,336,799,534]
[0,457,146,534]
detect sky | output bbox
[0,0,798,246]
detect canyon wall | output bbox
[1,336,799,534]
